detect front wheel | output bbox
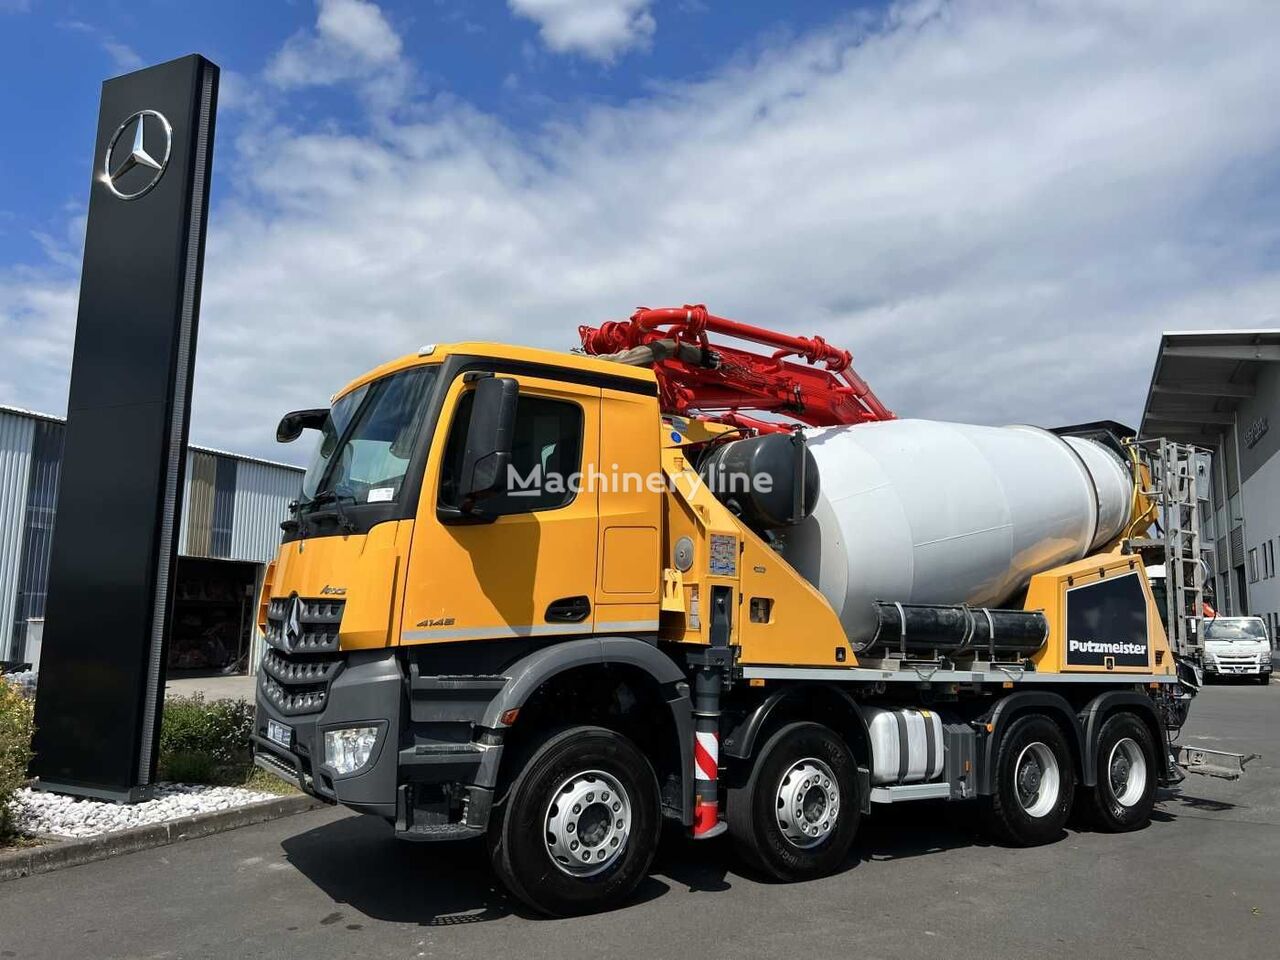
[981,714,1075,846]
[727,721,861,881]
[487,725,661,916]
[1081,712,1157,832]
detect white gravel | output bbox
[14,783,276,840]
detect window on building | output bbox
[1249,547,1259,583]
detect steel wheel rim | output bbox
[775,757,840,849]
[1108,737,1147,807]
[1014,742,1060,818]
[543,769,631,877]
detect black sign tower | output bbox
[31,55,219,800]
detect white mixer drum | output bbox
[774,419,1133,647]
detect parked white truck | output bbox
[1202,617,1272,683]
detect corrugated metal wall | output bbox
[183,450,217,557]
[231,459,300,563]
[0,410,35,660]
[211,455,238,558]
[10,420,64,659]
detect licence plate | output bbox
[267,719,293,748]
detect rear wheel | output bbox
[982,714,1075,846]
[487,725,660,916]
[1081,713,1157,832]
[727,722,860,881]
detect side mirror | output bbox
[459,376,518,507]
[276,408,328,443]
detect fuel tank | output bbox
[772,419,1133,647]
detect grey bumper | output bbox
[254,649,403,818]
[254,648,506,835]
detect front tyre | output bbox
[1081,713,1157,832]
[981,714,1075,846]
[487,726,660,917]
[727,722,861,881]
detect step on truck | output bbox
[254,305,1208,916]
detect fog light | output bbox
[323,726,379,775]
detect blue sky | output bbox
[2,1,1279,461]
[0,0,869,269]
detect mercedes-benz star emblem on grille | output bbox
[284,596,303,650]
[101,109,172,200]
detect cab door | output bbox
[400,370,600,645]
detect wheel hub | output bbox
[775,758,840,849]
[1107,737,1147,807]
[1013,742,1060,818]
[544,770,631,877]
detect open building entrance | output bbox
[168,556,260,676]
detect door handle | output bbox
[546,595,591,623]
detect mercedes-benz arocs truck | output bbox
[253,306,1207,916]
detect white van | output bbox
[1202,617,1272,683]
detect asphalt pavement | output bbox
[2,681,1277,960]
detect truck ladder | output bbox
[1134,439,1207,659]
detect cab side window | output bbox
[440,389,584,515]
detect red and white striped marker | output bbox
[693,730,720,836]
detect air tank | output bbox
[772,419,1133,648]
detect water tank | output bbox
[773,419,1133,647]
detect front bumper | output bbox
[254,649,402,817]
[1203,657,1269,676]
[253,648,507,837]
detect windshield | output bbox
[301,365,438,509]
[1204,618,1268,642]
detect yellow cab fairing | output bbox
[657,446,852,666]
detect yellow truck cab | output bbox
[254,336,1205,916]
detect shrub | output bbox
[159,694,255,784]
[0,679,35,838]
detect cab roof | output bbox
[331,340,657,402]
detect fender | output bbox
[1078,690,1170,784]
[978,691,1087,795]
[723,683,871,764]
[479,636,695,824]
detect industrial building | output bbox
[0,404,302,674]
[1139,329,1280,642]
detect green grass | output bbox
[240,766,301,796]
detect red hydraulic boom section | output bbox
[579,304,894,432]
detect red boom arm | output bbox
[579,304,893,430]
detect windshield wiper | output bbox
[294,489,358,533]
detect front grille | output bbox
[265,597,344,654]
[262,596,346,716]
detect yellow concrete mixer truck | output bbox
[252,305,1218,916]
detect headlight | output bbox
[1262,651,1272,665]
[323,726,380,775]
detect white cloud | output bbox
[508,0,655,63]
[101,39,144,72]
[267,0,408,109]
[5,0,1280,460]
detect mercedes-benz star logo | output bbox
[284,595,303,650]
[101,109,172,200]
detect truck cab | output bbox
[1202,616,1272,682]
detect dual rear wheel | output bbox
[982,711,1158,845]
